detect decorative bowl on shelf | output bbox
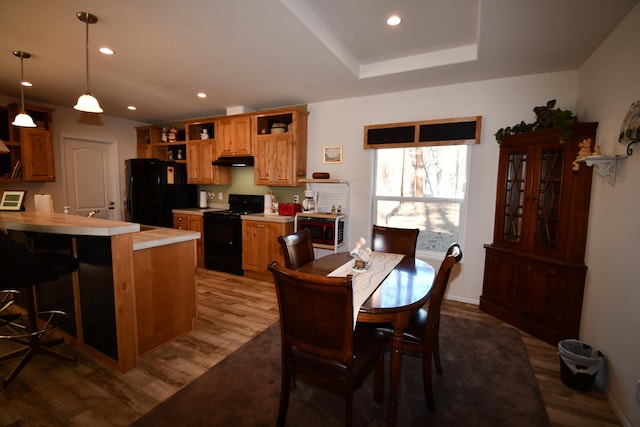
[271,127,286,134]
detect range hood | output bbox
[211,156,254,167]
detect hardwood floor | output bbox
[0,269,620,426]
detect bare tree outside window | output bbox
[374,146,468,254]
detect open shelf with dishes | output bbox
[135,125,187,162]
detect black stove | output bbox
[204,194,264,218]
[203,194,264,275]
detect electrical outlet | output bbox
[293,195,299,203]
[636,380,640,406]
[218,192,223,200]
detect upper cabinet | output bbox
[0,104,55,182]
[135,125,187,163]
[253,107,308,186]
[134,105,309,186]
[215,115,252,157]
[183,118,231,185]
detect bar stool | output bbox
[0,231,78,388]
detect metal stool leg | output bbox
[1,285,77,389]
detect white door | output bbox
[61,136,119,220]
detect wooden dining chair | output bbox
[371,224,420,257]
[277,228,315,269]
[268,262,387,427]
[375,243,462,411]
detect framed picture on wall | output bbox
[323,145,343,164]
[0,190,26,211]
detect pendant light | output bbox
[11,51,37,128]
[74,11,103,113]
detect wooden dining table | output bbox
[296,252,436,427]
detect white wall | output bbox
[306,71,578,304]
[0,95,144,217]
[575,3,640,426]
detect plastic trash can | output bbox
[558,339,604,391]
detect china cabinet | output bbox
[480,122,598,345]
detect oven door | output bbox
[203,214,243,275]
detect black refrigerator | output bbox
[125,158,197,228]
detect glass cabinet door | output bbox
[532,144,565,251]
[496,146,530,247]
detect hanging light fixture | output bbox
[74,11,103,113]
[11,51,37,128]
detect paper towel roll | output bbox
[264,194,273,213]
[34,194,53,212]
[199,190,208,208]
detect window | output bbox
[373,145,469,256]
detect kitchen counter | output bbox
[0,211,198,373]
[132,226,199,251]
[0,211,139,236]
[172,204,229,215]
[241,213,295,223]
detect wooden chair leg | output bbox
[277,371,292,427]
[433,323,443,375]
[423,347,436,411]
[373,351,384,403]
[345,393,353,427]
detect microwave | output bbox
[298,218,344,246]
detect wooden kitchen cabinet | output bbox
[0,104,55,182]
[135,125,186,163]
[242,218,293,280]
[216,115,252,157]
[480,122,597,345]
[184,118,232,185]
[173,213,204,267]
[253,107,308,186]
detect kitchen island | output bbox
[0,211,199,372]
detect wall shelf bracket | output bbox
[578,155,627,186]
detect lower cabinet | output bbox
[479,244,586,345]
[242,219,293,280]
[173,213,204,267]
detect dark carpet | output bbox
[131,315,550,426]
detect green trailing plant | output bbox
[495,100,578,143]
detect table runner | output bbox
[328,251,404,328]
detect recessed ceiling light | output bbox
[197,92,207,98]
[99,47,114,55]
[127,105,137,111]
[21,81,32,87]
[387,15,402,26]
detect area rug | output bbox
[131,315,550,426]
